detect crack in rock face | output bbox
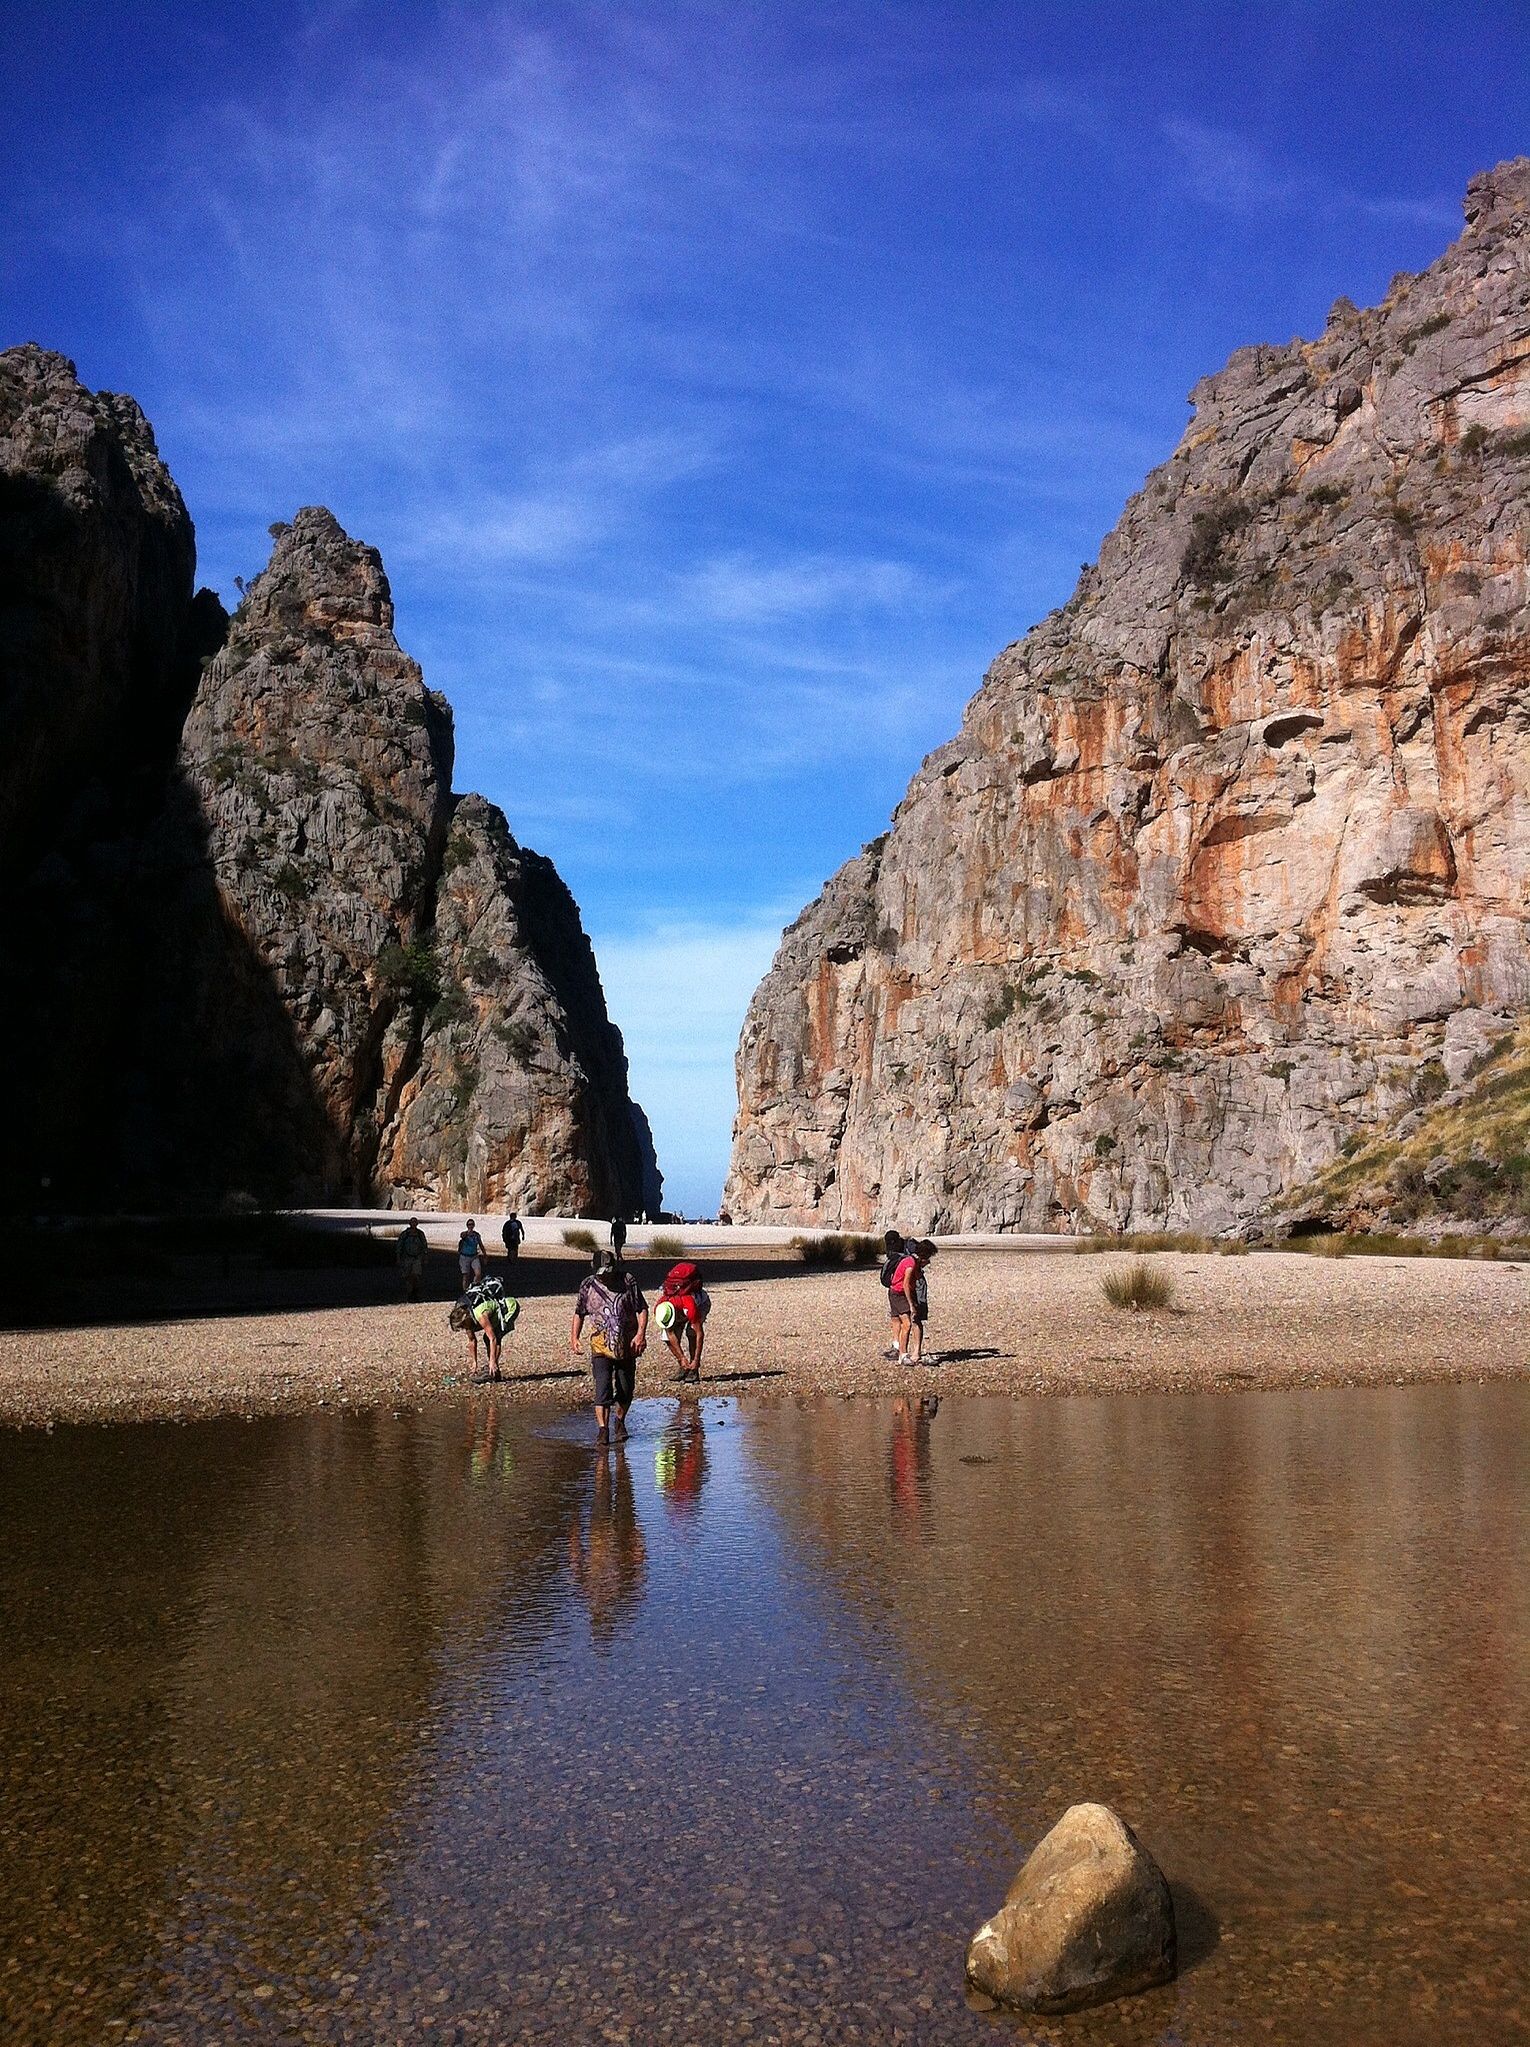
[725,157,1530,1237]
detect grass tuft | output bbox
[647,1231,686,1259]
[791,1233,882,1266]
[1101,1262,1176,1311]
[561,1227,598,1253]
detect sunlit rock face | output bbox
[184,509,653,1215]
[726,159,1530,1234]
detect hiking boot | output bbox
[613,1416,628,1441]
[595,1424,609,1446]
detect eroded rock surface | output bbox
[182,509,652,1214]
[1,348,653,1215]
[965,1803,1176,2014]
[726,159,1530,1233]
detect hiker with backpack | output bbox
[879,1230,908,1360]
[396,1216,428,1301]
[501,1212,524,1265]
[570,1250,648,1445]
[449,1275,520,1383]
[655,1261,710,1384]
[888,1238,937,1364]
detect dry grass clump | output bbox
[1290,1230,1507,1262]
[561,1226,598,1253]
[647,1231,686,1259]
[1217,1238,1250,1256]
[1077,1231,1210,1255]
[791,1232,881,1266]
[1101,1261,1176,1311]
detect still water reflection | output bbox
[1,1385,1527,2044]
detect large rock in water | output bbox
[725,159,1530,1234]
[965,1803,1177,2014]
[0,348,656,1215]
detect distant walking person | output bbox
[458,1219,485,1288]
[878,1230,907,1360]
[501,1212,524,1265]
[656,1261,710,1384]
[571,1251,648,1446]
[610,1215,628,1259]
[396,1217,429,1302]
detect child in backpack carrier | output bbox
[656,1261,710,1383]
[449,1276,521,1383]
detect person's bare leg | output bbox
[595,1402,610,1442]
[690,1322,705,1377]
[908,1318,924,1363]
[894,1312,911,1361]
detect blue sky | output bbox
[5,3,1527,1213]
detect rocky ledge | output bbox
[726,159,1530,1235]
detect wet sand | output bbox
[2,1246,1526,1427]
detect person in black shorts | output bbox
[570,1251,648,1445]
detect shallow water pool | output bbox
[2,1383,1527,2044]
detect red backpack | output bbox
[662,1261,702,1298]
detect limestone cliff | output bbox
[1,349,654,1215]
[726,160,1530,1235]
[180,506,653,1214]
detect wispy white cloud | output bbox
[680,550,925,624]
[1162,119,1456,229]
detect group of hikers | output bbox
[401,1211,938,1444]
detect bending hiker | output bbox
[449,1277,520,1383]
[501,1212,524,1265]
[571,1250,648,1446]
[655,1261,710,1384]
[890,1239,936,1364]
[396,1216,428,1301]
[458,1218,485,1288]
[879,1229,907,1359]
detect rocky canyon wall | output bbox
[1,348,654,1215]
[725,160,1530,1235]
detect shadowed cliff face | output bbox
[727,158,1530,1235]
[183,508,653,1214]
[0,354,655,1215]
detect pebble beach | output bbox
[4,1245,1527,1429]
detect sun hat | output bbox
[655,1299,677,1331]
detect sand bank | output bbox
[2,1247,1526,1428]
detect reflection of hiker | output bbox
[890,1239,936,1364]
[449,1278,520,1382]
[571,1251,648,1445]
[888,1394,935,1529]
[458,1219,485,1287]
[879,1230,907,1359]
[610,1216,627,1259]
[567,1447,647,1646]
[501,1213,524,1264]
[654,1397,708,1519]
[396,1217,428,1301]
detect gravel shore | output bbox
[3,1247,1527,1427]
